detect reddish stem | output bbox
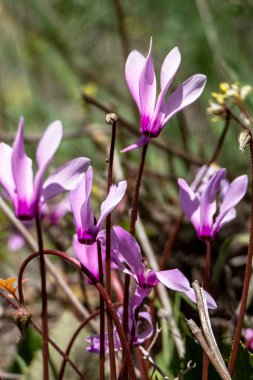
[17,249,136,380]
[35,214,49,380]
[228,136,253,375]
[122,143,148,339]
[106,119,117,380]
[97,240,105,380]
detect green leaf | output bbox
[232,342,253,380]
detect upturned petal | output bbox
[178,178,200,232]
[162,74,207,126]
[139,39,157,134]
[0,143,16,202]
[12,117,34,218]
[199,169,226,237]
[69,166,95,243]
[96,181,127,230]
[150,47,181,136]
[212,174,248,236]
[125,50,146,111]
[33,121,63,203]
[42,157,90,203]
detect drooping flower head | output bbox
[110,226,217,311]
[123,39,207,152]
[178,168,248,240]
[0,117,90,220]
[69,166,127,245]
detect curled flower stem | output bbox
[228,135,253,375]
[17,249,136,380]
[97,240,105,380]
[106,118,117,380]
[0,291,85,380]
[35,214,49,380]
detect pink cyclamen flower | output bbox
[122,39,207,152]
[178,168,248,240]
[110,226,217,311]
[69,166,127,245]
[0,117,90,220]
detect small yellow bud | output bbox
[13,305,31,337]
[220,82,230,93]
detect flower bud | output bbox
[238,129,251,153]
[106,113,118,125]
[13,305,31,336]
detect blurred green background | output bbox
[0,0,252,175]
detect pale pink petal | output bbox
[156,269,191,292]
[121,135,150,153]
[212,175,248,235]
[33,121,63,201]
[178,178,200,231]
[42,157,90,203]
[0,143,16,201]
[69,166,94,236]
[96,180,127,230]
[12,117,34,203]
[150,47,181,136]
[125,50,146,111]
[199,169,226,237]
[139,39,157,132]
[162,74,207,126]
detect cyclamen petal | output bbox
[0,117,90,220]
[120,135,150,153]
[125,50,146,111]
[96,181,127,230]
[156,269,191,293]
[42,157,90,203]
[34,121,63,203]
[179,168,247,240]
[12,117,34,217]
[162,74,207,126]
[123,41,206,151]
[0,143,16,201]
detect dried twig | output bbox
[186,281,231,380]
[139,346,170,380]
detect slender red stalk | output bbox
[202,239,212,380]
[105,118,117,380]
[122,143,148,339]
[97,240,105,380]
[17,249,136,380]
[35,214,49,380]
[228,136,253,375]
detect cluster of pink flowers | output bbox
[1,40,248,356]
